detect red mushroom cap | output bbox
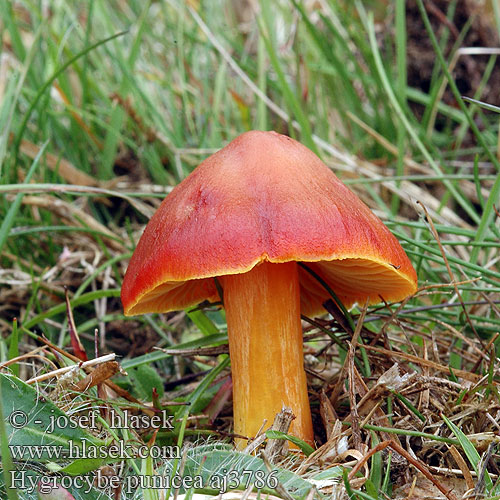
[121,131,417,316]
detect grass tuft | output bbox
[1,1,499,499]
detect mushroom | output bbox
[121,131,417,447]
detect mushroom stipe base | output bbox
[221,261,314,449]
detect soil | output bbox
[405,0,500,112]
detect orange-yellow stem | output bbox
[221,261,313,448]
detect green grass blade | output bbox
[257,15,316,153]
[0,140,48,254]
[265,430,315,456]
[363,11,481,225]
[7,319,19,378]
[442,414,494,490]
[13,30,128,165]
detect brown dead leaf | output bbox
[393,475,468,500]
[69,361,119,394]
